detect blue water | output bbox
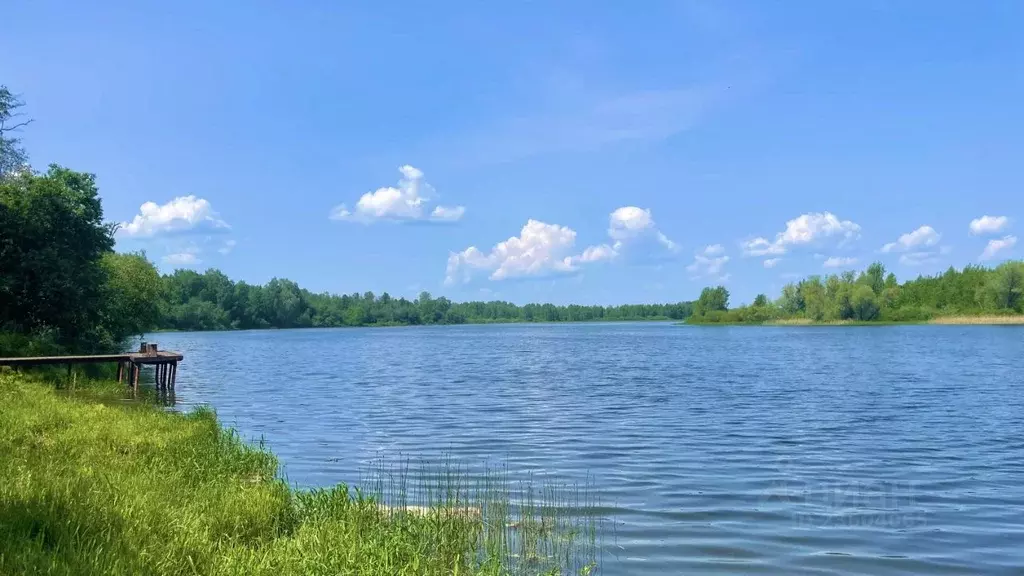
[152,323,1024,575]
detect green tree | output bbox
[851,284,881,321]
[981,262,1024,311]
[100,252,162,341]
[694,286,729,316]
[0,166,115,347]
[861,262,886,295]
[800,277,827,321]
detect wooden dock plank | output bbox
[0,352,182,367]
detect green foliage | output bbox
[100,251,163,341]
[0,374,598,575]
[156,269,695,331]
[690,260,1024,325]
[693,286,729,317]
[850,284,880,321]
[0,166,117,351]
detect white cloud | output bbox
[742,237,786,257]
[445,206,677,284]
[742,212,860,256]
[119,196,229,238]
[763,258,781,268]
[607,206,678,251]
[823,256,858,269]
[445,220,580,283]
[572,243,618,264]
[605,206,679,259]
[881,225,940,253]
[687,245,730,279]
[218,239,237,255]
[330,165,465,223]
[970,215,1009,235]
[430,205,466,222]
[980,235,1017,261]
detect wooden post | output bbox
[132,362,140,391]
[160,364,167,389]
[170,362,177,388]
[116,362,124,383]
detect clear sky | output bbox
[4,1,1023,305]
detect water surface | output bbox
[153,324,1024,575]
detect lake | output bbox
[152,323,1024,575]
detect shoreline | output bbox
[151,317,679,334]
[681,315,1024,327]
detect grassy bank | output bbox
[0,373,597,575]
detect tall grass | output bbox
[928,314,1024,325]
[0,372,600,575]
[363,457,601,575]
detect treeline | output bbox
[690,261,1024,324]
[158,269,693,331]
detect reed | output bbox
[928,315,1024,325]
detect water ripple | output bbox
[153,324,1024,575]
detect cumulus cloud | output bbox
[742,212,860,256]
[607,206,678,254]
[823,256,858,269]
[445,220,580,283]
[119,196,229,237]
[980,235,1017,261]
[330,165,465,223]
[879,225,947,265]
[881,225,941,253]
[430,205,466,222]
[687,245,730,280]
[969,215,1009,235]
[763,258,781,268]
[445,206,676,284]
[572,243,618,264]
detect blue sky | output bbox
[4,1,1023,305]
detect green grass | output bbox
[0,372,599,575]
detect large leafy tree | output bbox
[0,166,116,347]
[694,286,729,317]
[100,252,163,341]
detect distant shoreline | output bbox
[150,317,677,334]
[681,315,1024,327]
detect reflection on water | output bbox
[152,324,1024,575]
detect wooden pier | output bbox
[0,343,183,391]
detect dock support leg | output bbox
[132,362,139,391]
[117,362,124,384]
[170,362,177,388]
